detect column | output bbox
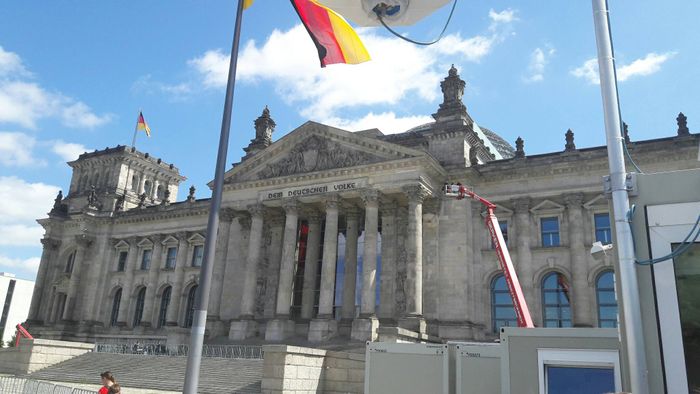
[208,209,234,320]
[166,233,189,326]
[301,212,323,320]
[399,184,428,333]
[565,193,592,327]
[360,190,380,316]
[230,205,264,340]
[81,236,115,325]
[378,200,397,320]
[28,238,60,323]
[274,199,299,317]
[266,199,299,340]
[513,198,536,321]
[341,207,360,320]
[63,234,94,321]
[141,234,164,327]
[308,194,340,341]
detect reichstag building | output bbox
[26,66,700,344]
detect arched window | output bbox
[132,287,146,327]
[92,173,100,189]
[158,286,171,328]
[64,251,76,274]
[596,271,618,328]
[80,175,89,192]
[184,285,198,328]
[491,274,517,332]
[542,272,572,327]
[131,175,139,192]
[156,184,165,200]
[144,180,153,197]
[110,288,122,327]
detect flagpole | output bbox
[131,109,141,148]
[182,1,245,393]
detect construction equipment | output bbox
[444,184,534,328]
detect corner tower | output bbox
[62,146,186,213]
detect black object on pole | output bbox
[182,1,245,392]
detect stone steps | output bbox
[26,352,263,393]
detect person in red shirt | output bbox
[98,371,116,394]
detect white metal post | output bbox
[591,1,649,392]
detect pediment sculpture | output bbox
[257,135,385,179]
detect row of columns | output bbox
[231,185,430,342]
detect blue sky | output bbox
[0,0,697,280]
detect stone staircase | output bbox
[25,352,263,393]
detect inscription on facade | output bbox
[261,179,368,200]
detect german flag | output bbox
[243,0,254,9]
[291,0,371,67]
[136,112,151,137]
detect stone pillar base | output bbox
[265,319,295,341]
[351,317,379,342]
[229,320,259,340]
[308,318,338,342]
[398,316,426,334]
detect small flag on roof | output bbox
[136,111,151,137]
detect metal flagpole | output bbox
[182,0,245,392]
[591,1,649,392]
[131,109,141,148]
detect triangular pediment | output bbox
[583,194,608,210]
[530,199,565,213]
[224,122,427,183]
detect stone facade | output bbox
[26,67,700,344]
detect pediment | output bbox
[224,122,426,183]
[161,235,179,245]
[187,233,205,244]
[530,199,565,213]
[114,240,130,250]
[137,238,153,248]
[583,194,609,210]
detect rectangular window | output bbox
[140,249,152,270]
[537,349,621,394]
[117,251,127,272]
[165,247,177,269]
[191,245,204,267]
[541,217,560,247]
[594,213,612,244]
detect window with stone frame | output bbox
[541,217,561,247]
[64,251,76,274]
[144,180,153,197]
[132,287,146,327]
[140,249,152,270]
[184,285,198,328]
[158,286,171,328]
[491,220,509,249]
[110,288,122,327]
[116,251,128,272]
[131,175,139,192]
[191,245,204,267]
[542,272,572,327]
[156,184,165,200]
[165,247,177,269]
[596,270,618,328]
[594,213,612,245]
[491,274,517,332]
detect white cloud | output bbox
[0,132,45,167]
[0,47,112,129]
[51,140,88,162]
[190,10,516,124]
[325,112,434,135]
[524,46,555,83]
[0,255,40,274]
[0,176,59,247]
[617,52,677,81]
[489,8,518,24]
[0,46,28,77]
[132,75,192,101]
[571,52,676,84]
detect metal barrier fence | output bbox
[0,376,94,394]
[93,343,264,359]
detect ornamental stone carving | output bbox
[325,193,340,210]
[564,193,584,208]
[247,203,265,218]
[360,189,380,205]
[513,197,530,213]
[257,135,384,179]
[40,238,61,250]
[403,184,430,203]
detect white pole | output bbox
[591,1,649,392]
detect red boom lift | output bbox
[444,184,534,328]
